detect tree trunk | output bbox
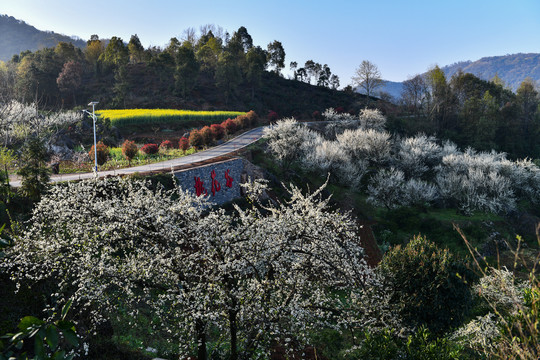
[229,308,238,360]
[195,319,207,360]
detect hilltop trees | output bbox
[100,36,128,71]
[128,34,145,64]
[216,51,242,104]
[352,60,383,98]
[3,23,355,114]
[266,40,285,74]
[84,35,104,74]
[175,42,199,98]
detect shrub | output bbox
[352,327,463,360]
[267,110,278,122]
[222,118,237,135]
[159,140,175,150]
[89,141,109,166]
[245,110,259,125]
[210,124,225,140]
[199,126,213,145]
[189,129,204,149]
[140,143,159,155]
[452,231,540,359]
[234,114,249,129]
[121,140,138,163]
[179,137,190,153]
[379,235,474,335]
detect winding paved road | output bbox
[10,127,266,187]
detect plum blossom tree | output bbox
[367,168,437,209]
[263,117,321,166]
[358,108,387,131]
[435,149,518,214]
[336,127,392,165]
[302,138,368,187]
[4,177,391,360]
[395,133,442,177]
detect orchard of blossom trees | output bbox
[263,108,540,215]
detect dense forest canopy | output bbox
[0,23,351,118]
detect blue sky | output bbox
[2,0,540,83]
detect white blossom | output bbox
[3,176,388,358]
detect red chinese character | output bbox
[194,176,207,197]
[210,170,221,196]
[224,169,233,188]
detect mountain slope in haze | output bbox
[0,14,86,61]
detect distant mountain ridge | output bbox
[375,53,540,101]
[0,14,86,61]
[440,53,540,91]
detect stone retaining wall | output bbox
[173,158,245,205]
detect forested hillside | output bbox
[441,53,540,91]
[0,21,362,118]
[0,14,86,61]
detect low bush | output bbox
[179,137,190,153]
[245,110,259,125]
[159,140,175,150]
[189,129,204,149]
[234,114,249,129]
[140,143,159,155]
[199,126,213,145]
[268,110,278,122]
[222,118,237,135]
[210,124,225,140]
[89,141,109,166]
[121,140,138,163]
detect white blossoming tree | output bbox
[262,117,321,167]
[358,108,386,131]
[336,127,392,165]
[4,177,393,360]
[0,100,82,146]
[367,168,437,209]
[395,133,442,177]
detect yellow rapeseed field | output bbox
[98,109,246,127]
